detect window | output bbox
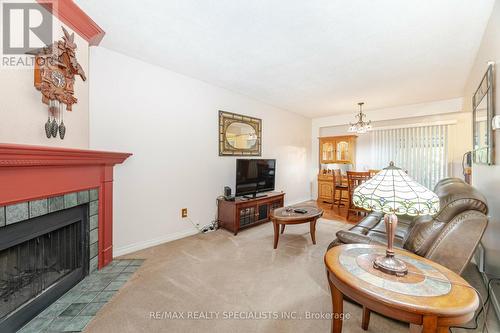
[372,124,450,189]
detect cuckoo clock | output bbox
[30,27,86,139]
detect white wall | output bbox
[310,98,464,199]
[89,47,311,256]
[0,3,90,148]
[463,0,500,276]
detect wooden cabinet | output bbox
[317,174,349,203]
[317,135,357,202]
[217,192,284,235]
[318,175,334,203]
[319,135,357,165]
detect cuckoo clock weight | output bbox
[29,27,86,139]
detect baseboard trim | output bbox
[114,197,310,257]
[113,228,199,257]
[286,197,313,206]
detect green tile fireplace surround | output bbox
[0,189,100,272]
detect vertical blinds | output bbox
[372,124,450,190]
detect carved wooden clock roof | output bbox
[31,27,86,111]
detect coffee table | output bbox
[324,244,479,333]
[270,205,323,249]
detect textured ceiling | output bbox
[76,0,494,118]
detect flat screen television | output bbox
[236,159,276,198]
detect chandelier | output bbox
[348,102,372,134]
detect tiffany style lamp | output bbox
[352,162,440,276]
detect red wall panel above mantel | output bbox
[37,0,105,46]
[0,143,132,269]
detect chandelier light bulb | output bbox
[347,102,373,134]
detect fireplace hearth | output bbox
[0,205,89,332]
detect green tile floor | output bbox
[18,259,144,333]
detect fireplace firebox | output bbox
[0,205,89,332]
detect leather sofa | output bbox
[329,177,488,275]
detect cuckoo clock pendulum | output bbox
[29,27,86,140]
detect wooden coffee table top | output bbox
[325,244,478,318]
[271,205,323,222]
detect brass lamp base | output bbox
[372,213,408,277]
[373,251,408,277]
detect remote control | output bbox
[293,208,307,214]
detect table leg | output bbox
[280,224,286,234]
[310,219,317,245]
[337,189,343,209]
[273,220,280,249]
[361,306,370,330]
[327,273,343,333]
[422,316,438,333]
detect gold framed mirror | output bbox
[219,111,262,156]
[473,63,495,165]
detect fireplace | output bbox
[0,205,89,332]
[0,144,131,269]
[0,143,131,331]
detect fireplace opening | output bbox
[0,205,89,332]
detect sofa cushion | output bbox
[351,212,383,234]
[339,211,413,249]
[403,215,445,256]
[370,216,413,240]
[434,182,488,222]
[403,181,488,256]
[366,231,405,248]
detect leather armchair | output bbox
[328,178,488,275]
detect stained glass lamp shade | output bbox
[353,163,439,216]
[353,162,440,276]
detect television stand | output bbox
[217,192,285,235]
[243,193,267,199]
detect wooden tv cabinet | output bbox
[217,192,285,235]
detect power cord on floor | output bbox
[186,216,217,233]
[402,267,490,333]
[448,277,500,333]
[185,196,223,234]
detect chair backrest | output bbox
[368,169,380,178]
[332,169,342,186]
[346,171,370,195]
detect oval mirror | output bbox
[225,122,257,149]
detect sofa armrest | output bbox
[326,231,372,251]
[335,230,385,246]
[336,230,372,244]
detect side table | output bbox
[271,206,323,249]
[324,244,479,333]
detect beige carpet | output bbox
[84,219,495,333]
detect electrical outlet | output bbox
[181,208,188,218]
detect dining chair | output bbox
[331,169,348,210]
[346,171,371,220]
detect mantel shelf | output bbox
[0,143,131,167]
